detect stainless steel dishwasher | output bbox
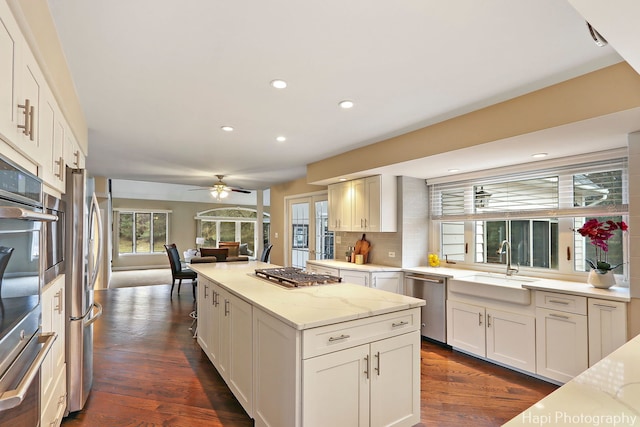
[404,273,447,343]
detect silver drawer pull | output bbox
[328,334,350,342]
[392,321,408,327]
[549,299,570,305]
[549,313,570,320]
[593,303,617,310]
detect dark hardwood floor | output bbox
[61,284,557,427]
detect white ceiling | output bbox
[46,0,630,193]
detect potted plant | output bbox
[575,218,628,288]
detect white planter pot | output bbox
[587,270,616,289]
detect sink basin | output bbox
[449,273,538,305]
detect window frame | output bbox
[115,209,171,255]
[429,154,629,282]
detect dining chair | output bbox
[261,244,273,263]
[164,244,197,298]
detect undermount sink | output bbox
[449,273,538,305]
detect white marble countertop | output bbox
[189,261,425,330]
[306,259,403,272]
[504,332,640,426]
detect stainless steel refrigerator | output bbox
[64,167,104,413]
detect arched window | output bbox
[195,207,270,255]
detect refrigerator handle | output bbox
[84,302,103,327]
[88,193,104,289]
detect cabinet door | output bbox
[486,308,535,373]
[41,275,66,426]
[209,284,224,373]
[588,299,627,366]
[196,278,213,356]
[302,344,370,427]
[364,176,380,231]
[0,2,20,143]
[536,307,588,383]
[371,272,401,294]
[225,291,253,416]
[370,331,420,427]
[447,300,485,357]
[352,178,366,230]
[15,46,43,162]
[39,92,65,192]
[306,263,339,277]
[340,270,369,286]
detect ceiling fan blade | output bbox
[231,188,252,194]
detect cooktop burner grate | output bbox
[254,267,342,288]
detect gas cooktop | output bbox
[254,267,342,288]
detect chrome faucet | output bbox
[497,240,519,276]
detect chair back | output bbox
[164,244,182,274]
[261,244,273,263]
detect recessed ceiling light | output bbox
[339,178,347,181]
[221,126,234,132]
[339,100,354,109]
[276,136,286,142]
[448,169,460,173]
[270,79,287,89]
[532,153,548,158]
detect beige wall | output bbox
[111,198,265,270]
[307,62,640,184]
[269,177,327,266]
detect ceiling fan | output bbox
[197,175,251,200]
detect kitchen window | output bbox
[430,155,628,279]
[116,210,169,254]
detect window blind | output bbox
[430,158,628,221]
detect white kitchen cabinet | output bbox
[588,298,627,367]
[340,269,369,286]
[535,291,588,383]
[39,86,66,193]
[447,300,536,374]
[41,274,66,427]
[328,180,352,231]
[305,263,339,277]
[14,40,44,164]
[197,277,253,416]
[352,175,397,232]
[303,331,420,427]
[339,269,402,293]
[328,175,397,232]
[0,0,20,145]
[64,126,85,169]
[371,271,402,294]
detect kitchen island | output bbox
[189,261,425,427]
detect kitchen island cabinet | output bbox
[190,261,424,427]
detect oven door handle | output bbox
[0,332,56,411]
[0,206,58,221]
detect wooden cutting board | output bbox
[356,234,370,263]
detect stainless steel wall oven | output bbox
[0,156,57,426]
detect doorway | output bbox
[287,195,334,268]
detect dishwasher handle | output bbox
[405,275,445,284]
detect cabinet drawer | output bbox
[302,308,420,359]
[42,364,66,427]
[535,291,586,315]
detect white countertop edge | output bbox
[190,262,425,330]
[306,259,403,272]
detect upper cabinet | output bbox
[328,175,397,233]
[0,2,46,166]
[0,2,87,192]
